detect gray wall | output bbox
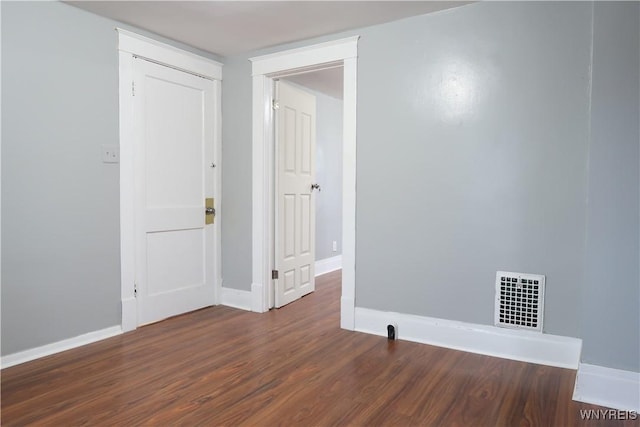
[582,2,640,372]
[3,0,638,373]
[1,1,220,355]
[2,1,120,355]
[220,2,638,370]
[355,2,592,338]
[313,90,343,261]
[220,56,253,291]
[223,2,594,338]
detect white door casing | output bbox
[274,81,317,307]
[133,58,217,325]
[118,29,222,331]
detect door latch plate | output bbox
[205,198,215,224]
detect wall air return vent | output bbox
[495,271,545,332]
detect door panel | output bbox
[146,229,205,295]
[145,77,204,208]
[300,194,311,254]
[284,107,297,172]
[284,195,296,259]
[300,113,312,174]
[275,81,317,308]
[134,58,217,325]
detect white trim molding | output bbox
[354,307,582,369]
[119,49,136,332]
[250,36,359,77]
[1,326,122,369]
[250,74,273,313]
[340,55,357,330]
[249,36,359,328]
[116,28,223,80]
[573,363,640,412]
[315,255,343,276]
[220,287,253,312]
[118,29,223,332]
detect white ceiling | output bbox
[66,1,471,99]
[66,1,471,57]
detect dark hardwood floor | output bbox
[2,271,636,426]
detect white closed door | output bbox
[275,81,317,308]
[134,58,217,325]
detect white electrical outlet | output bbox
[332,241,337,252]
[102,145,120,164]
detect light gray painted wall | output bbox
[582,2,640,372]
[2,1,120,356]
[1,1,221,355]
[220,56,253,291]
[223,2,593,338]
[5,0,637,373]
[313,90,343,261]
[355,2,592,338]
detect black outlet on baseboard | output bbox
[387,324,397,340]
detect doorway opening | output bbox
[249,36,359,329]
[270,70,344,308]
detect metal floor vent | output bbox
[495,271,545,332]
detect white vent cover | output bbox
[495,271,545,332]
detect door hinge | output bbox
[134,283,138,297]
[272,270,279,280]
[272,99,279,110]
[132,81,135,97]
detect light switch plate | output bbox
[102,145,120,163]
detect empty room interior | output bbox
[1,1,639,425]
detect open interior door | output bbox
[274,81,317,308]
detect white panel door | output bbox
[275,81,317,308]
[134,58,217,325]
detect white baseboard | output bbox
[315,255,342,276]
[1,326,122,369]
[354,307,581,369]
[220,286,252,311]
[573,363,640,411]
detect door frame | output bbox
[117,29,223,332]
[249,36,359,330]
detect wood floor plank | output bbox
[2,270,637,426]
